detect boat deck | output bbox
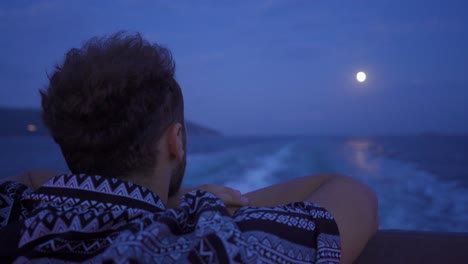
[356,230,468,263]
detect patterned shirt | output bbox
[0,174,341,263]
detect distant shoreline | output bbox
[0,107,221,136]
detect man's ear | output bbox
[167,122,185,161]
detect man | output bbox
[0,32,378,263]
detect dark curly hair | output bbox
[40,32,184,179]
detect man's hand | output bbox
[167,184,249,213]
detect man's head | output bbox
[41,32,186,196]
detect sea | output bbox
[1,135,467,232]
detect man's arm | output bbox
[2,170,62,190]
[230,173,378,264]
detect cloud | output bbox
[256,0,290,10]
[368,17,464,35]
[0,0,62,18]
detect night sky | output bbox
[1,0,467,135]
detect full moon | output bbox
[356,71,367,82]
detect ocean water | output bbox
[1,135,467,232]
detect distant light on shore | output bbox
[27,124,37,132]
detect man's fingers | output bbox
[197,185,249,206]
[217,187,249,206]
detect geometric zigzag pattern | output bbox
[0,174,341,263]
[42,173,165,209]
[233,209,317,231]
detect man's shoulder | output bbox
[178,191,340,236]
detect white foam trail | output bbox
[344,142,468,231]
[223,145,292,194]
[374,158,468,231]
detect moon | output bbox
[356,71,366,82]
